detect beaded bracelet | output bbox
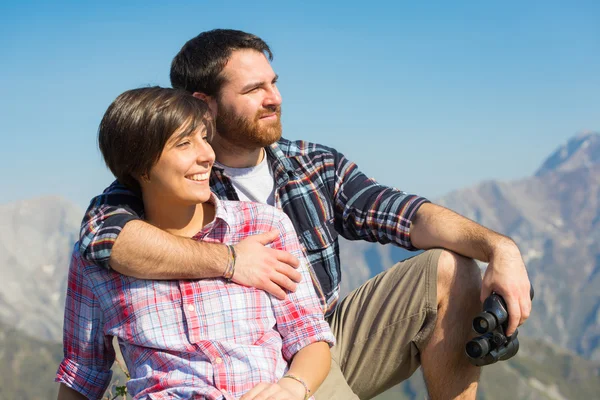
[282,374,311,400]
[228,244,237,281]
[222,244,237,281]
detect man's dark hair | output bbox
[98,86,212,193]
[170,29,273,96]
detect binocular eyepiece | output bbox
[465,286,533,366]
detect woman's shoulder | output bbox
[219,200,290,226]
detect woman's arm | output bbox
[240,341,331,400]
[57,384,87,400]
[278,341,331,398]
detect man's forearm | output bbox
[110,220,227,279]
[410,203,517,262]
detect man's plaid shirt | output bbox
[57,196,334,399]
[79,138,429,315]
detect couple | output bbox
[56,29,532,400]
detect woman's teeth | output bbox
[187,173,209,181]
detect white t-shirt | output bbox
[215,153,276,206]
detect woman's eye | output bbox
[176,141,191,148]
[202,136,209,141]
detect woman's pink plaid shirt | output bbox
[56,196,335,399]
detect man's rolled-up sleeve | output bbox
[79,180,144,269]
[328,147,430,250]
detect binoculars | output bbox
[465,286,534,366]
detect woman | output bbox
[56,87,334,400]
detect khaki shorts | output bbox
[314,249,441,400]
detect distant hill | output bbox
[0,196,81,342]
[436,131,600,361]
[0,320,129,400]
[0,320,62,400]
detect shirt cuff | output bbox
[80,211,140,270]
[281,319,336,361]
[400,195,430,251]
[56,357,113,399]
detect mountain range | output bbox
[1,131,599,399]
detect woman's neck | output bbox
[142,194,215,238]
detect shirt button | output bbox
[215,357,223,364]
[187,305,195,312]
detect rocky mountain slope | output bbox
[0,196,81,341]
[0,320,128,400]
[339,132,600,362]
[436,131,600,360]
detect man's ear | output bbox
[192,92,210,102]
[192,92,218,118]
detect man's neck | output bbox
[211,135,264,168]
[143,195,215,238]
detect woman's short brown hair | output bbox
[98,86,212,193]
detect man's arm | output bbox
[410,202,532,336]
[324,146,428,249]
[113,221,301,299]
[322,148,530,335]
[81,182,301,299]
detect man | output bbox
[80,29,531,399]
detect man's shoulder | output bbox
[275,138,339,159]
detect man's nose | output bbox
[263,85,282,107]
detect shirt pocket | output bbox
[109,279,194,352]
[299,218,339,296]
[189,282,276,345]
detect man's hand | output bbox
[239,382,303,400]
[481,239,532,336]
[233,230,301,300]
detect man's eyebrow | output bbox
[241,74,279,92]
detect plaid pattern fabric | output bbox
[57,197,334,399]
[79,138,429,315]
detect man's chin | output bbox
[257,132,282,147]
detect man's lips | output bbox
[259,113,279,120]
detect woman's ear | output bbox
[139,173,150,183]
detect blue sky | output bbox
[2,0,599,209]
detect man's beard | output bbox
[215,105,282,149]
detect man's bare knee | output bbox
[436,250,481,306]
